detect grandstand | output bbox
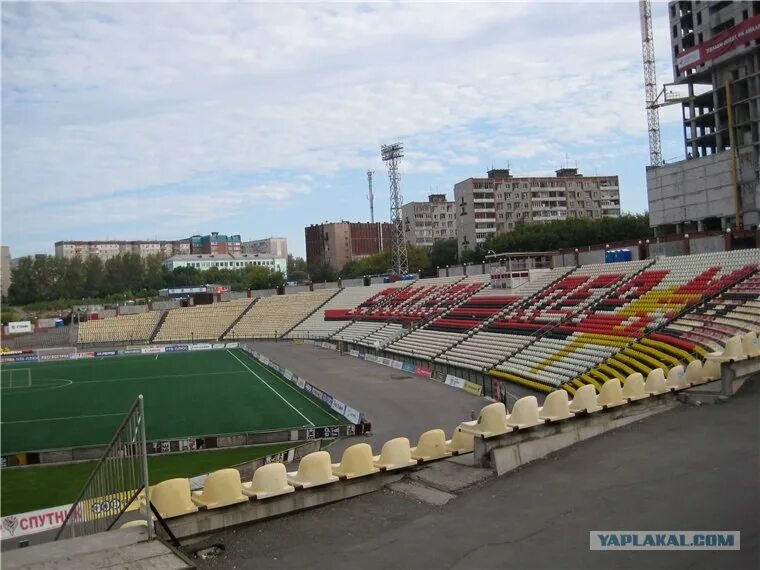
[77,311,162,344]
[287,281,411,339]
[224,289,337,339]
[153,298,253,342]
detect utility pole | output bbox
[366,170,375,224]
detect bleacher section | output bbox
[388,267,573,364]
[326,276,478,324]
[491,250,760,392]
[355,322,405,349]
[286,281,410,339]
[153,299,253,342]
[224,290,336,339]
[78,311,163,344]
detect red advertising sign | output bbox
[677,14,760,70]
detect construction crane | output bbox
[639,0,663,167]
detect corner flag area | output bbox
[1,349,347,454]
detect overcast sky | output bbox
[2,1,684,259]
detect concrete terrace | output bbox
[195,376,759,570]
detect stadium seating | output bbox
[457,402,511,438]
[506,396,544,429]
[225,290,336,339]
[287,282,411,339]
[242,463,295,500]
[286,451,339,489]
[372,437,417,470]
[78,311,163,344]
[331,443,380,479]
[145,478,198,519]
[154,299,253,342]
[437,332,532,371]
[331,321,386,344]
[356,322,405,349]
[191,469,248,509]
[410,429,450,462]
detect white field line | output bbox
[226,349,314,427]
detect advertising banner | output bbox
[416,366,432,378]
[296,378,306,389]
[140,346,163,354]
[311,386,324,401]
[391,360,403,370]
[1,504,74,539]
[445,374,466,390]
[677,14,760,70]
[330,399,347,415]
[94,350,117,357]
[11,354,39,363]
[225,342,239,349]
[401,362,416,373]
[320,393,333,407]
[349,350,359,358]
[0,356,17,364]
[164,345,189,353]
[40,353,72,361]
[7,321,32,334]
[122,348,142,355]
[463,381,483,396]
[284,370,294,381]
[344,406,361,424]
[212,343,225,349]
[303,382,313,395]
[189,343,212,351]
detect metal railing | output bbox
[55,395,152,540]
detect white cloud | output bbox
[2,1,672,255]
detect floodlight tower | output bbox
[366,170,375,223]
[381,142,408,276]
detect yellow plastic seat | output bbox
[411,429,451,462]
[706,335,747,363]
[146,478,198,519]
[702,357,722,380]
[457,402,511,438]
[242,463,295,499]
[568,384,602,414]
[445,429,474,454]
[331,443,380,479]
[644,368,668,395]
[372,437,417,471]
[596,379,625,408]
[506,396,544,429]
[538,390,574,422]
[287,451,339,488]
[684,359,707,386]
[191,469,248,510]
[742,331,760,357]
[621,373,648,401]
[665,365,688,390]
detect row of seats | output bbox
[436,332,531,371]
[356,323,405,349]
[225,290,337,339]
[146,429,473,519]
[286,282,409,339]
[387,329,466,360]
[330,321,386,344]
[78,311,163,344]
[153,299,253,342]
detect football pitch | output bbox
[1,349,347,454]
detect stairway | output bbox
[219,298,258,340]
[148,310,168,343]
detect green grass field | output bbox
[1,442,296,516]
[1,349,346,454]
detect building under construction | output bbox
[647,1,760,233]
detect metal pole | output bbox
[725,79,743,230]
[138,395,153,538]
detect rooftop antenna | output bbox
[366,170,375,223]
[381,142,408,275]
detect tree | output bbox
[310,262,337,283]
[431,238,458,268]
[287,254,308,275]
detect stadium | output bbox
[2,243,760,568]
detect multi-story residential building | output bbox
[401,194,457,246]
[305,222,394,270]
[454,168,621,254]
[163,253,287,277]
[242,237,288,258]
[647,1,760,233]
[1,245,11,297]
[188,232,242,254]
[54,240,191,260]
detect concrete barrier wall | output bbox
[152,300,180,311]
[650,240,686,258]
[341,278,364,288]
[578,249,605,265]
[314,282,338,290]
[118,305,148,315]
[691,235,725,254]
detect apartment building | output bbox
[305,222,394,270]
[242,237,288,258]
[454,168,620,254]
[54,240,190,260]
[647,1,760,232]
[188,232,242,254]
[401,194,457,246]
